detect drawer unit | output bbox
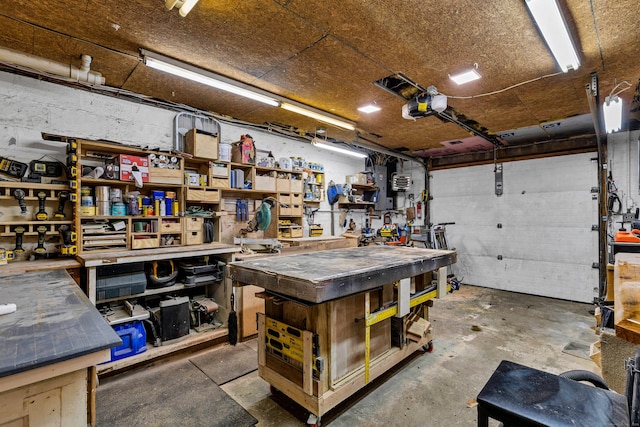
[184,230,204,245]
[186,188,206,201]
[159,219,182,233]
[184,216,204,232]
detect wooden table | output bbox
[0,269,121,426]
[229,245,456,424]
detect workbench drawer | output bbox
[131,236,160,250]
[279,195,291,205]
[186,188,206,201]
[184,230,204,245]
[159,219,182,233]
[184,216,204,231]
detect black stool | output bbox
[476,360,629,427]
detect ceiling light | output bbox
[525,0,580,72]
[449,69,481,85]
[358,104,381,113]
[141,49,279,106]
[141,50,358,131]
[165,0,200,17]
[281,102,356,131]
[312,138,368,158]
[603,95,623,133]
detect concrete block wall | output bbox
[0,71,420,238]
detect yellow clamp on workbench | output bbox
[265,317,323,374]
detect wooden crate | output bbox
[210,177,229,188]
[204,189,220,202]
[277,177,290,192]
[255,175,276,191]
[290,179,303,193]
[185,128,218,160]
[186,188,206,201]
[149,167,183,185]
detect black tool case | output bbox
[177,260,225,286]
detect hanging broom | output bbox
[228,293,238,346]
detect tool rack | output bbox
[229,245,456,425]
[0,180,76,262]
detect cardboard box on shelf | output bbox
[185,128,218,160]
[118,154,149,183]
[231,135,256,164]
[346,173,367,185]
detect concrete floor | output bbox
[100,285,603,426]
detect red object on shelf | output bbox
[615,230,640,243]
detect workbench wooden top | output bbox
[77,242,240,267]
[229,245,456,303]
[0,269,121,378]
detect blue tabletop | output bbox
[0,269,121,378]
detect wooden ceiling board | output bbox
[0,0,638,159]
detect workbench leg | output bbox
[303,331,313,395]
[364,292,371,384]
[87,267,97,304]
[257,313,266,368]
[436,266,447,299]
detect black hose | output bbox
[559,370,610,389]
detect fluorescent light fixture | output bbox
[141,50,279,106]
[165,0,200,17]
[358,104,381,113]
[603,95,623,133]
[312,138,368,158]
[525,0,580,72]
[141,50,359,131]
[281,102,356,131]
[449,69,481,85]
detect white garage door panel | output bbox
[431,153,598,303]
[467,255,597,300]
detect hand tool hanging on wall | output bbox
[34,225,47,255]
[54,191,69,219]
[58,225,77,256]
[13,189,28,215]
[12,226,25,253]
[35,191,48,221]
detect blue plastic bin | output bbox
[108,320,147,362]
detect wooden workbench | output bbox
[229,245,456,424]
[0,269,121,426]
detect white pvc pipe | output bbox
[0,47,105,85]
